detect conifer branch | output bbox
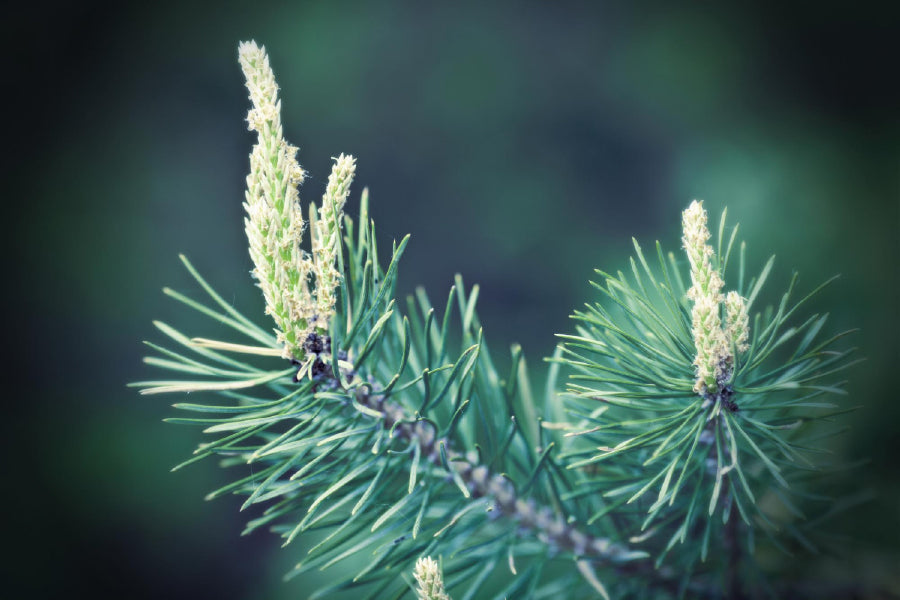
[331,358,644,568]
[136,40,864,599]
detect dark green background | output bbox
[6,2,898,598]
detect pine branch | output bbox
[137,255,668,595]
[555,203,860,595]
[135,40,868,599]
[327,352,644,567]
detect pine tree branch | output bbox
[346,368,640,564]
[139,42,868,598]
[311,349,727,597]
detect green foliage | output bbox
[138,190,651,598]
[138,203,858,598]
[555,214,861,595]
[136,43,863,600]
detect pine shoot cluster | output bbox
[239,40,356,360]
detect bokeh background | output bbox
[6,2,898,598]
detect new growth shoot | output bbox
[239,40,356,360]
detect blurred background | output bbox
[5,1,898,598]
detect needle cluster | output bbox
[137,41,862,600]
